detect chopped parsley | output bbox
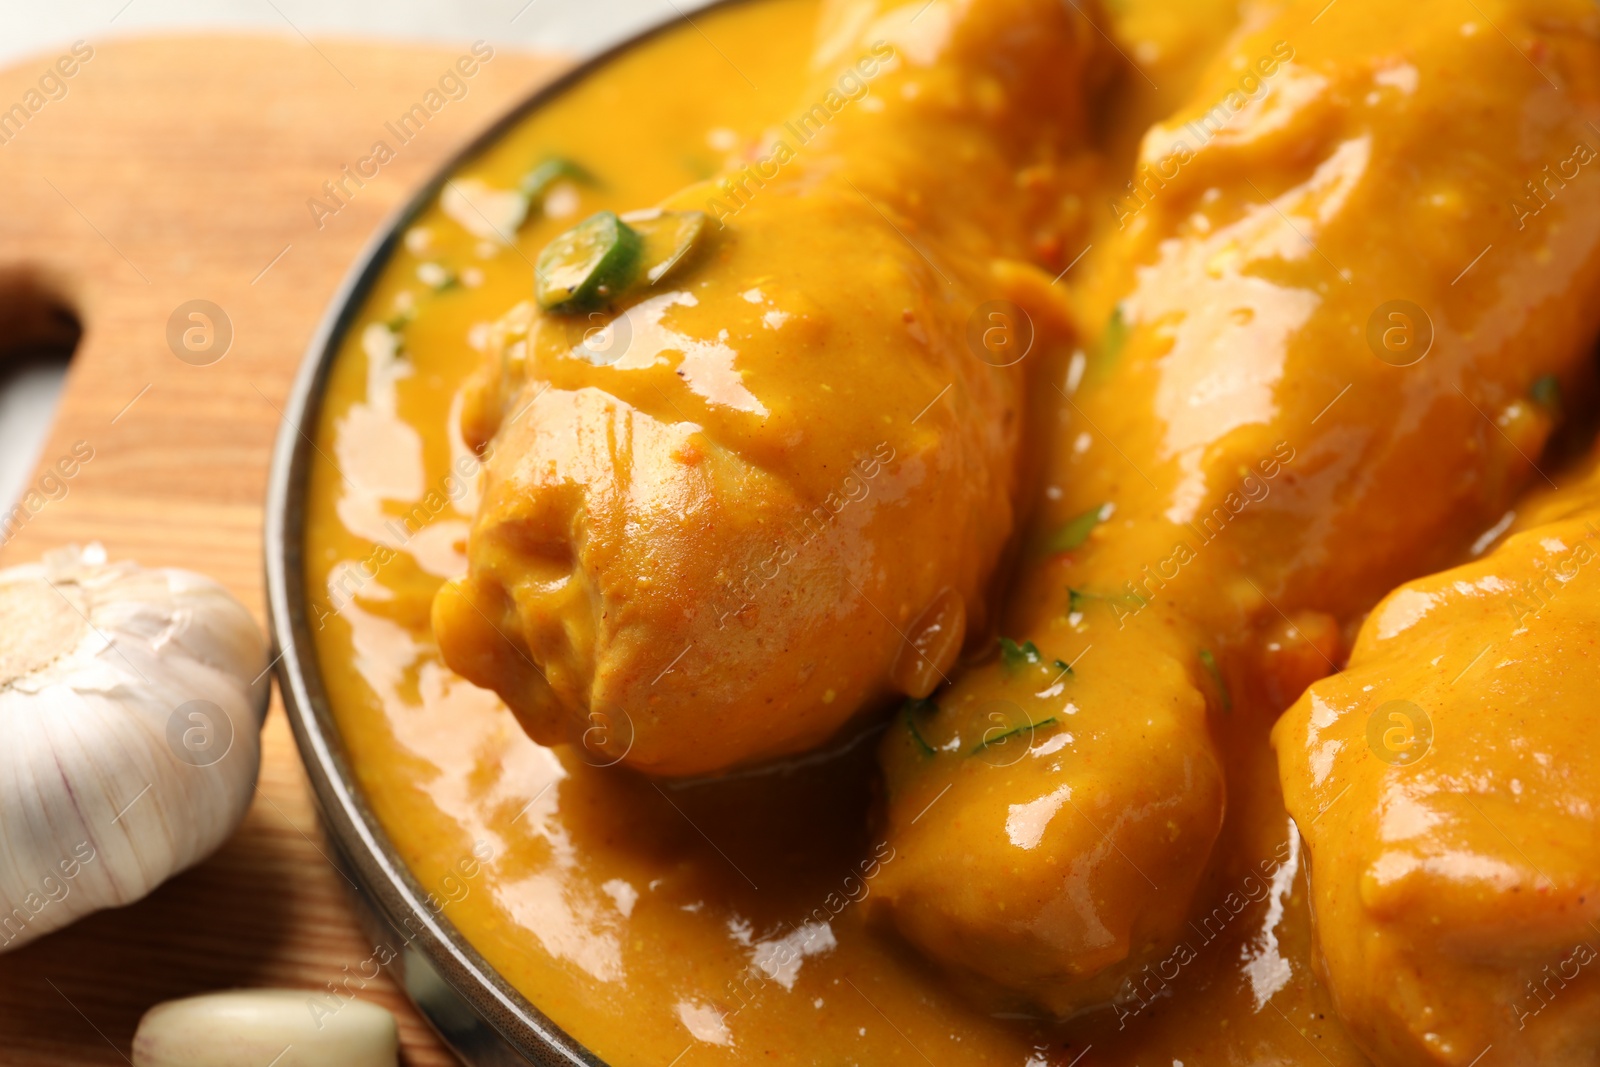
[902,697,937,757]
[970,716,1060,755]
[384,307,416,334]
[1199,649,1232,712]
[1052,657,1074,676]
[1531,374,1563,414]
[999,637,1043,675]
[1099,306,1129,366]
[1047,503,1111,554]
[1068,587,1099,614]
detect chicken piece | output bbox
[431,0,1103,775]
[876,0,1600,1016]
[1274,452,1600,1067]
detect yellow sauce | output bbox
[302,1,1600,1064]
[304,2,1366,1063]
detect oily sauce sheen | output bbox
[298,1,1504,1063]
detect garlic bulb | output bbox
[0,544,269,952]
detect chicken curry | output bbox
[302,0,1600,1064]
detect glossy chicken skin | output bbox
[432,0,1101,775]
[876,0,1600,1016]
[1275,455,1600,1067]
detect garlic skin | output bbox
[0,545,269,952]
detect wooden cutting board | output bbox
[0,34,568,1065]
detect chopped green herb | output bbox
[520,157,598,204]
[1068,587,1093,614]
[1047,503,1109,554]
[1531,374,1563,415]
[902,697,938,757]
[683,155,719,181]
[1052,658,1074,676]
[1099,306,1128,366]
[999,637,1042,675]
[536,211,642,313]
[970,716,1059,755]
[1199,649,1232,712]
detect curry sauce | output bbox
[303,1,1600,1064]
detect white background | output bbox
[0,1,680,68]
[0,1,697,509]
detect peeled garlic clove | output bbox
[0,545,269,952]
[132,990,399,1067]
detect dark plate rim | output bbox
[263,5,754,1062]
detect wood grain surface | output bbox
[0,33,567,1065]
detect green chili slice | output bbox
[536,211,641,313]
[632,210,712,286]
[520,157,597,203]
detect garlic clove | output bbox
[0,545,270,953]
[132,990,399,1066]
